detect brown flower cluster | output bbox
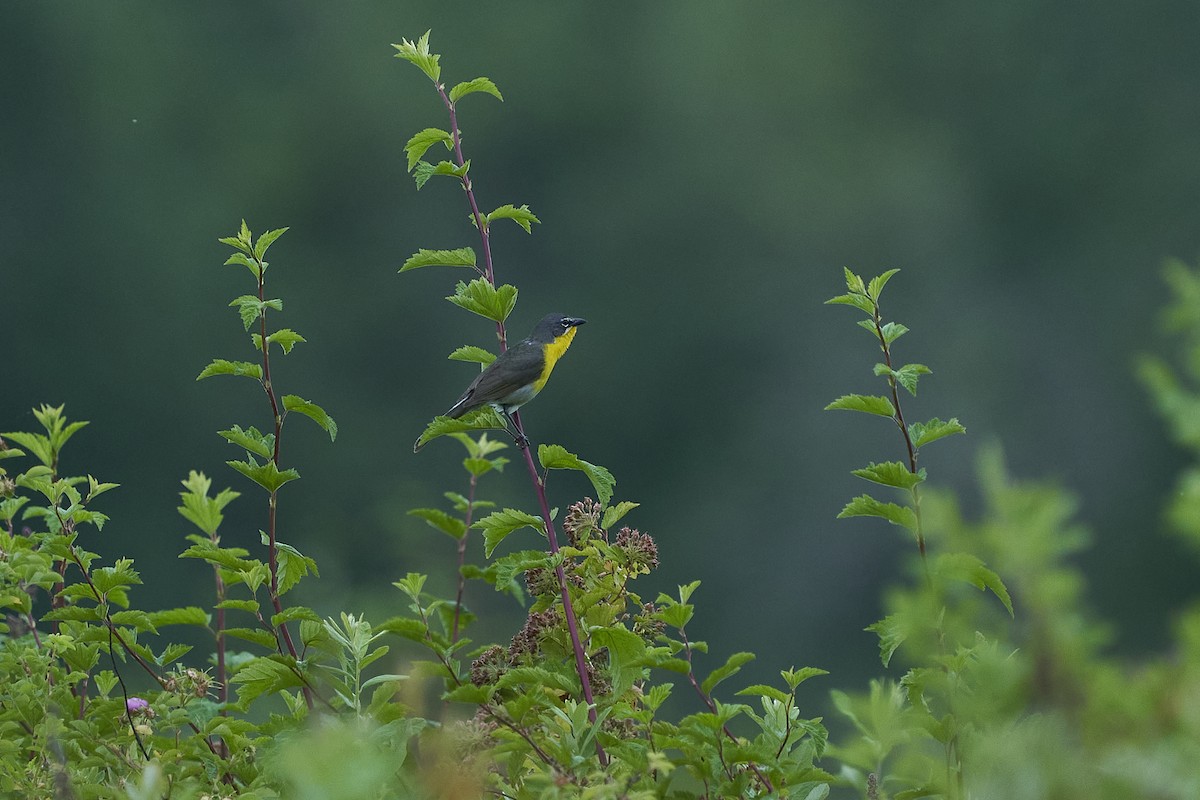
[470,644,510,687]
[562,497,602,547]
[509,608,560,659]
[614,527,659,572]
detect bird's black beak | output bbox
[566,317,586,328]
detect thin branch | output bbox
[513,422,608,766]
[425,76,606,767]
[871,303,931,583]
[250,254,313,711]
[435,80,504,350]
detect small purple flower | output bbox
[126,697,150,715]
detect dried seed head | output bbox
[563,498,602,546]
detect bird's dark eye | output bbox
[559,318,570,327]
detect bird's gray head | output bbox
[529,313,586,343]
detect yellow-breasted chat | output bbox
[414,313,586,452]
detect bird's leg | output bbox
[502,409,530,450]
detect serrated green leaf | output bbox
[376,615,428,642]
[273,539,318,595]
[909,417,966,449]
[178,543,258,572]
[476,508,545,557]
[676,580,701,605]
[414,408,508,451]
[444,683,493,704]
[446,277,518,323]
[230,295,281,331]
[448,431,508,458]
[272,606,320,627]
[880,321,909,344]
[408,508,467,539]
[157,643,193,667]
[657,604,696,633]
[857,319,880,337]
[644,683,673,712]
[447,345,496,366]
[392,30,441,82]
[224,252,260,277]
[865,614,906,667]
[591,625,647,698]
[893,363,931,396]
[653,657,693,675]
[223,627,279,650]
[781,666,829,689]
[0,445,27,461]
[413,159,468,191]
[824,394,895,417]
[219,234,251,255]
[837,495,917,531]
[501,667,582,696]
[252,328,306,355]
[253,227,288,260]
[231,656,305,709]
[282,395,337,442]
[403,128,454,172]
[216,599,260,613]
[537,444,615,507]
[701,651,755,695]
[85,475,119,502]
[449,76,503,104]
[196,359,262,382]
[91,561,141,595]
[399,247,477,273]
[843,267,866,294]
[218,425,274,460]
[226,458,300,494]
[601,501,639,529]
[42,605,104,623]
[463,456,506,476]
[0,496,31,523]
[735,684,790,704]
[485,204,539,233]
[851,461,925,491]
[867,269,900,301]
[825,293,875,315]
[489,549,549,600]
[2,432,51,467]
[147,607,210,628]
[935,553,1014,616]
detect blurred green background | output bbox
[4,3,1199,697]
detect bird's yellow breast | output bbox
[532,326,578,392]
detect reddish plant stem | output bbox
[435,80,505,351]
[512,421,607,766]
[871,306,930,582]
[253,258,312,710]
[429,71,605,766]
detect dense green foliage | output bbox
[3,31,1200,800]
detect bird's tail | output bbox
[414,399,473,453]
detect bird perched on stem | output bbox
[414,313,586,452]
